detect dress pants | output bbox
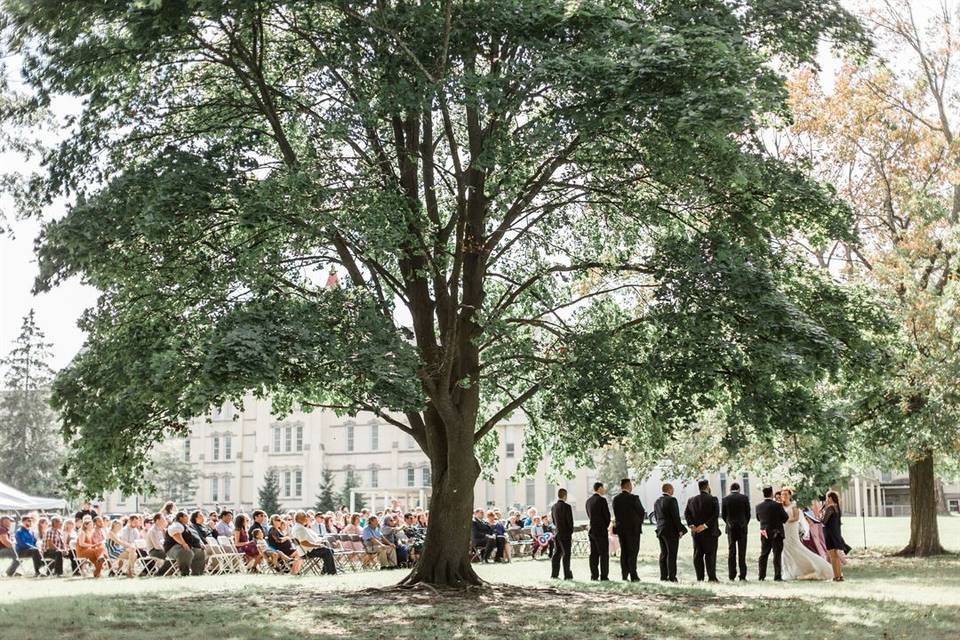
[692,532,718,581]
[0,546,19,576]
[304,546,337,574]
[727,528,748,579]
[657,534,679,581]
[758,531,784,580]
[166,545,205,576]
[43,550,64,575]
[588,529,609,580]
[619,533,640,580]
[551,535,573,579]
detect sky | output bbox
[0,0,923,372]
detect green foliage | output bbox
[314,468,337,513]
[339,469,364,512]
[1,0,879,503]
[0,311,64,496]
[258,468,282,516]
[142,447,198,509]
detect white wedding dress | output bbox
[781,502,833,580]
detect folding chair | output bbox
[326,535,353,573]
[217,536,248,574]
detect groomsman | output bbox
[756,486,789,581]
[654,483,687,582]
[550,488,574,580]
[721,482,751,581]
[612,478,645,581]
[684,479,721,582]
[585,482,611,581]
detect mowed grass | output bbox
[0,516,957,640]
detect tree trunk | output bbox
[400,414,482,587]
[898,451,946,557]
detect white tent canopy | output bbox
[0,480,67,512]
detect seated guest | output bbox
[381,515,410,566]
[117,515,143,577]
[362,516,397,569]
[291,511,336,575]
[215,511,234,538]
[0,515,21,577]
[323,513,338,535]
[76,517,107,578]
[190,511,214,545]
[402,513,425,563]
[161,501,177,525]
[43,515,69,576]
[489,511,508,563]
[105,520,129,571]
[232,514,262,571]
[312,512,328,536]
[164,511,205,576]
[267,515,301,573]
[471,509,498,562]
[341,514,366,552]
[249,510,269,539]
[145,513,172,575]
[74,500,97,522]
[15,515,43,576]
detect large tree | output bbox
[0,311,64,496]
[143,447,199,508]
[2,1,877,586]
[785,0,960,556]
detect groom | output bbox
[756,486,789,581]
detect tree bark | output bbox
[400,422,482,587]
[898,451,946,557]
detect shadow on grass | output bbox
[2,578,960,640]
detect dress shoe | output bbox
[599,577,610,581]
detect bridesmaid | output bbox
[821,491,844,582]
[802,499,830,562]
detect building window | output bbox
[223,476,231,502]
[284,426,292,452]
[405,435,415,449]
[422,466,432,486]
[273,427,281,453]
[212,436,220,461]
[210,477,219,503]
[283,471,292,498]
[183,439,191,462]
[525,478,536,506]
[346,425,354,452]
[295,425,303,452]
[719,472,727,496]
[505,443,515,458]
[741,473,750,498]
[370,468,379,488]
[224,434,232,460]
[294,470,302,497]
[370,424,379,451]
[407,466,415,487]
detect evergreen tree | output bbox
[314,468,337,512]
[258,468,282,515]
[143,448,198,509]
[0,311,64,496]
[339,469,364,511]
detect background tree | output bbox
[339,469,365,512]
[3,0,877,586]
[314,468,337,513]
[142,448,198,509]
[784,0,960,556]
[0,311,63,496]
[258,468,282,515]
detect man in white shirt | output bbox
[215,511,234,538]
[145,513,172,575]
[290,511,336,575]
[117,514,143,577]
[312,512,328,536]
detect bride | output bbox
[779,488,833,580]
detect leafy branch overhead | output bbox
[3,0,878,500]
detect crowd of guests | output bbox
[0,499,430,578]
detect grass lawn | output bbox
[1,516,958,640]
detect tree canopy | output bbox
[2,0,878,584]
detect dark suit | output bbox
[654,493,687,581]
[585,492,611,580]
[684,491,721,581]
[721,490,751,580]
[612,491,645,581]
[550,499,574,579]
[471,517,499,561]
[756,499,789,580]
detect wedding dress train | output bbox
[781,502,833,580]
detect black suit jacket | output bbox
[551,500,574,538]
[612,491,645,537]
[654,494,687,540]
[585,493,611,533]
[684,491,721,538]
[755,499,788,537]
[471,517,492,545]
[721,491,752,534]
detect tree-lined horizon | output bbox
[1,0,889,586]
